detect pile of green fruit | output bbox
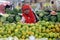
[0,14,21,23]
[0,8,22,23]
[2,8,60,23]
[36,10,60,22]
[0,21,60,40]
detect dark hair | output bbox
[5,5,10,9]
[51,1,54,4]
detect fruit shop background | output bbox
[0,0,60,23]
[0,0,60,40]
[5,0,60,11]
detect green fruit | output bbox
[49,32,54,38]
[3,35,7,38]
[42,29,45,33]
[58,15,60,22]
[39,13,44,17]
[0,22,3,26]
[45,34,49,38]
[6,15,14,23]
[53,38,56,40]
[11,23,16,27]
[48,38,52,40]
[35,34,39,38]
[45,22,50,26]
[0,35,2,38]
[26,34,29,38]
[46,29,50,33]
[43,16,49,21]
[15,15,21,22]
[41,33,45,37]
[38,36,42,38]
[53,33,58,38]
[50,16,57,22]
[0,16,6,22]
[48,25,52,29]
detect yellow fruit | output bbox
[56,33,59,38]
[51,29,56,32]
[59,24,60,27]
[21,38,25,40]
[0,22,3,26]
[35,34,38,38]
[27,31,32,35]
[22,35,25,39]
[0,35,2,38]
[0,30,3,33]
[19,38,22,40]
[46,29,50,33]
[8,31,11,34]
[55,25,58,28]
[25,38,29,40]
[58,36,60,38]
[31,32,34,35]
[56,27,60,32]
[22,32,26,35]
[16,25,21,28]
[38,36,42,38]
[3,35,6,38]
[11,33,14,36]
[51,25,55,28]
[53,33,58,38]
[48,26,52,29]
[48,38,52,40]
[15,29,19,32]
[49,32,54,38]
[42,29,45,33]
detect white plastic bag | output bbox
[29,35,35,40]
[13,36,18,40]
[8,36,13,40]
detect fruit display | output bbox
[0,7,60,40]
[0,21,60,40]
[6,8,22,15]
[0,8,22,23]
[36,10,60,22]
[1,8,60,23]
[0,14,21,23]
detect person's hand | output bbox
[20,17,25,23]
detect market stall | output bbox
[0,0,60,40]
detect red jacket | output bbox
[22,4,36,23]
[0,4,5,14]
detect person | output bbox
[0,4,5,14]
[51,1,57,11]
[5,5,11,9]
[49,10,58,22]
[0,4,11,14]
[35,2,43,11]
[21,4,37,23]
[50,10,57,15]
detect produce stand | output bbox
[0,0,60,40]
[0,9,60,40]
